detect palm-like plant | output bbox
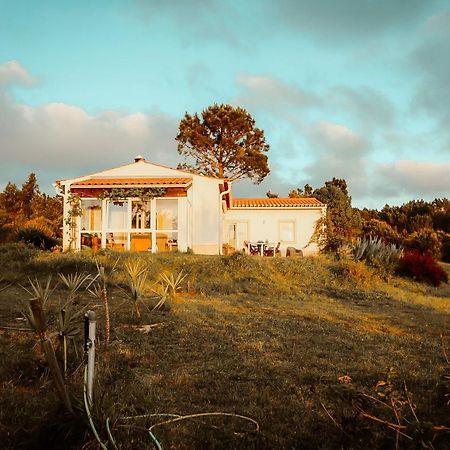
[123,258,148,318]
[151,282,170,311]
[159,270,187,300]
[57,272,92,375]
[21,277,73,413]
[21,277,54,336]
[87,259,120,345]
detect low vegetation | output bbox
[0,246,449,449]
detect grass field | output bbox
[0,245,449,449]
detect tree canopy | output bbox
[175,104,270,183]
[0,174,62,242]
[312,178,362,251]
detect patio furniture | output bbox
[263,241,280,257]
[286,246,303,257]
[246,241,277,256]
[248,242,261,255]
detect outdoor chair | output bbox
[286,246,303,257]
[263,242,281,256]
[244,241,260,255]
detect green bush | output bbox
[15,227,57,251]
[362,218,401,245]
[404,229,442,259]
[0,225,14,244]
[0,243,39,271]
[441,233,450,263]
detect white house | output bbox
[56,156,325,256]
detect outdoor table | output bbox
[248,241,276,256]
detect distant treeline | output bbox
[287,178,450,262]
[1,174,449,261]
[360,199,450,261]
[0,173,62,244]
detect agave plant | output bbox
[353,237,402,273]
[123,258,148,318]
[21,277,73,413]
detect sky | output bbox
[0,0,449,209]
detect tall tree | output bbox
[313,178,362,251]
[21,173,39,219]
[176,104,270,183]
[1,182,21,224]
[288,184,313,198]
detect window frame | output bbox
[278,220,296,243]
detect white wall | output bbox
[224,207,324,255]
[177,197,188,252]
[190,176,222,254]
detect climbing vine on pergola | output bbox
[97,187,167,204]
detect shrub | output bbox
[441,233,450,263]
[16,227,57,250]
[403,229,441,259]
[362,218,401,245]
[0,225,14,244]
[352,236,402,275]
[339,259,379,287]
[23,217,55,237]
[398,250,448,287]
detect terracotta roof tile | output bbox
[71,177,192,187]
[232,197,325,208]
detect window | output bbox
[155,199,178,252]
[78,197,179,252]
[131,201,150,229]
[279,221,295,242]
[107,201,128,230]
[156,199,178,230]
[81,200,102,231]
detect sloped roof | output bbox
[232,197,325,208]
[56,158,225,185]
[71,177,192,188]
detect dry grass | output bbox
[0,247,449,449]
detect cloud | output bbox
[424,10,450,35]
[234,74,321,119]
[374,160,450,199]
[329,85,396,130]
[411,10,450,122]
[303,121,370,196]
[131,0,244,48]
[274,0,438,43]
[0,60,36,86]
[0,61,180,192]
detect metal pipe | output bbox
[84,310,96,407]
[219,182,232,254]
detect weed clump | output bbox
[339,259,380,287]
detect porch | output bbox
[76,196,187,252]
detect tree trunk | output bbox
[42,339,73,414]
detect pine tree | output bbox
[176,104,270,183]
